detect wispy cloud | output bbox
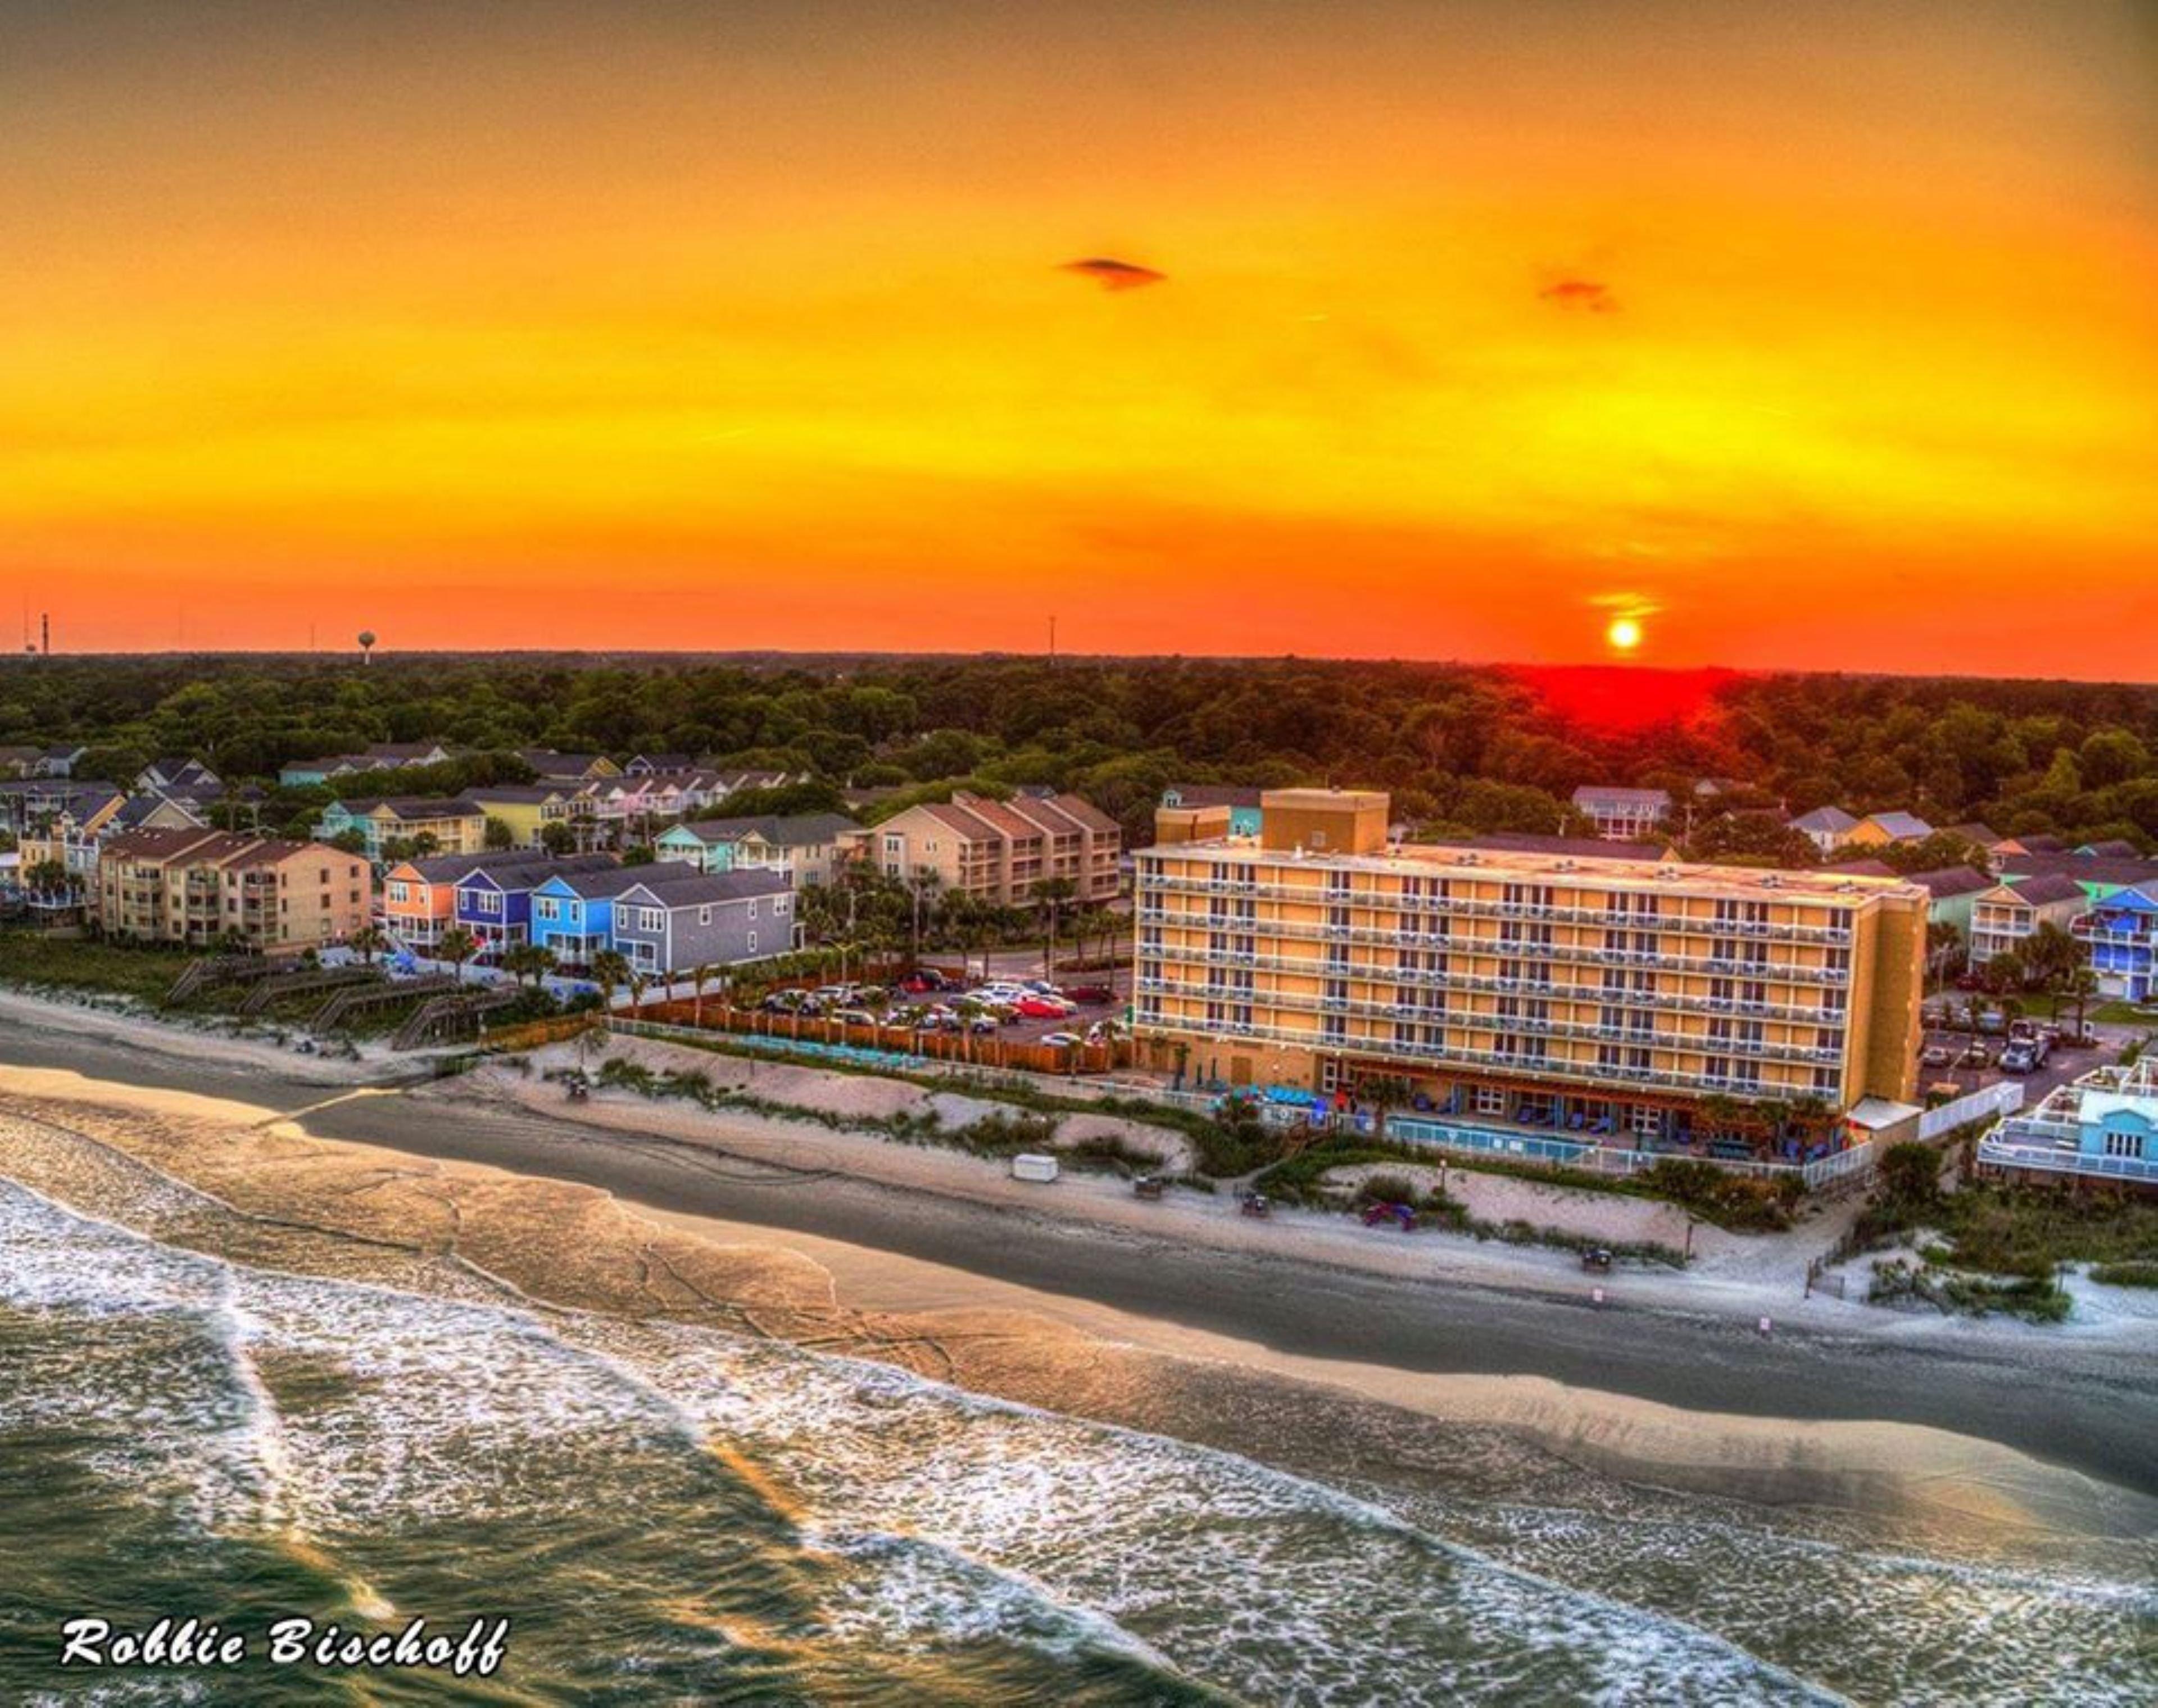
[1539,278,1617,313]
[1060,257,1167,291]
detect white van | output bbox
[1010,1153,1060,1184]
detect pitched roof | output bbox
[1821,857,1898,877]
[1860,811,1933,839]
[1944,822,2002,847]
[919,799,1008,842]
[951,794,1044,840]
[2002,833,2065,853]
[1045,792,1119,835]
[1993,873,2088,907]
[1998,851,2158,890]
[1789,806,1858,833]
[341,796,485,820]
[458,783,573,804]
[619,868,791,907]
[2078,838,2142,858]
[672,811,859,847]
[545,860,715,900]
[1906,865,1992,900]
[456,853,616,889]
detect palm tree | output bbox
[502,941,555,989]
[690,961,721,1029]
[2059,964,2098,1038]
[590,949,632,1012]
[954,996,985,1065]
[349,923,387,967]
[1036,876,1078,979]
[909,869,943,965]
[438,926,478,985]
[1361,1074,1413,1143]
[627,971,650,1016]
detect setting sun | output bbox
[1606,617,1643,653]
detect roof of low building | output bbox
[546,860,717,900]
[1821,857,1898,877]
[1999,851,2158,890]
[1861,810,1933,839]
[619,868,791,907]
[2078,838,2143,858]
[339,796,485,820]
[672,811,860,847]
[1993,873,2089,907]
[1906,865,1993,899]
[1789,806,1858,832]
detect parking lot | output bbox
[757,957,1131,1050]
[1916,1010,2129,1107]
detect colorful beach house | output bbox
[654,812,862,887]
[528,861,708,969]
[319,796,488,860]
[609,869,794,976]
[382,850,513,951]
[459,783,584,850]
[452,853,618,953]
[2074,884,2158,1005]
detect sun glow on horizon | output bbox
[0,1,2152,673]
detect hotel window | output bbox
[1813,1067,1841,1094]
[1475,1086,1506,1116]
[2103,1130,2144,1160]
[1629,1104,1662,1137]
[1322,1014,1347,1043]
[697,906,711,926]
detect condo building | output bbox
[1134,789,1925,1150]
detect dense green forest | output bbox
[3,654,2155,853]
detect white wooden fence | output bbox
[1917,1080,2024,1141]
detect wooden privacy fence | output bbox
[622,999,1122,1078]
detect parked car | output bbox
[1920,1043,1953,1068]
[1040,1031,1085,1050]
[1064,983,1115,1005]
[832,1007,881,1026]
[1014,996,1072,1019]
[899,970,950,994]
[2000,1043,2038,1075]
[1958,1042,1992,1068]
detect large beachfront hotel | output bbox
[1132,789,1927,1157]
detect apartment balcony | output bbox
[1139,940,1843,1025]
[1140,873,1856,944]
[1137,976,1841,1066]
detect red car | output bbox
[1063,984,1114,1005]
[1014,996,1071,1019]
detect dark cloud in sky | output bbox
[1061,257,1167,290]
[1539,278,1617,313]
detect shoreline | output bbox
[4,989,2156,1506]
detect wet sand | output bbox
[3,1010,2157,1513]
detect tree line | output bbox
[3,653,2154,852]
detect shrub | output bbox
[2088,1261,2158,1288]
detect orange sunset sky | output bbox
[3,1,2154,672]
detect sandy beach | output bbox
[4,991,2156,1512]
